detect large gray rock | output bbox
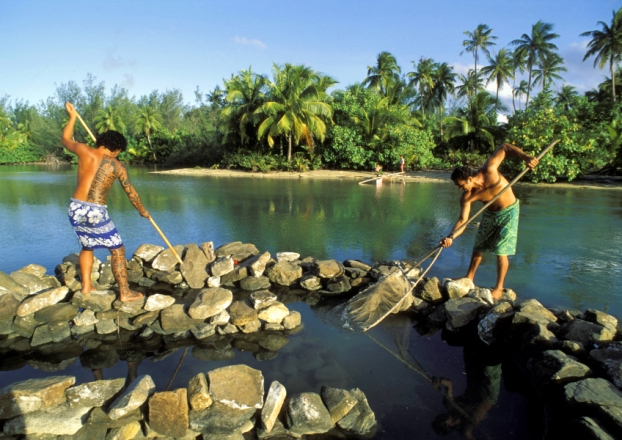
[337,388,376,435]
[276,252,300,262]
[445,297,488,328]
[326,276,352,294]
[240,252,271,277]
[148,388,189,438]
[211,256,235,277]
[108,375,156,420]
[229,301,258,327]
[201,241,216,264]
[97,262,115,287]
[266,261,302,286]
[521,322,559,355]
[74,309,99,326]
[239,275,271,291]
[313,260,345,279]
[16,286,69,317]
[151,245,184,272]
[565,378,622,407]
[215,242,259,261]
[15,264,47,278]
[344,260,372,272]
[31,324,53,346]
[419,277,443,303]
[528,350,592,388]
[558,319,616,347]
[71,290,116,312]
[160,304,204,333]
[189,402,255,435]
[517,299,558,322]
[133,244,164,263]
[188,287,232,320]
[590,348,622,389]
[0,375,75,419]
[250,290,277,310]
[300,274,322,291]
[478,301,514,345]
[258,302,290,324]
[283,311,302,330]
[261,381,287,433]
[220,266,249,285]
[9,271,53,295]
[3,403,91,435]
[320,386,358,424]
[208,364,264,410]
[0,271,30,297]
[0,293,22,321]
[584,309,618,330]
[34,303,79,324]
[152,270,184,284]
[287,392,333,436]
[180,244,209,289]
[443,278,475,299]
[12,314,39,338]
[65,378,125,408]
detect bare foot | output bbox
[120,290,144,302]
[81,286,96,295]
[491,287,503,300]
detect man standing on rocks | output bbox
[62,102,148,302]
[440,143,539,300]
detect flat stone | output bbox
[250,290,277,310]
[584,309,618,330]
[148,388,189,438]
[9,271,50,295]
[3,403,91,435]
[34,303,78,324]
[108,375,156,420]
[188,287,233,320]
[160,304,204,333]
[419,277,443,303]
[105,420,142,440]
[65,378,125,408]
[261,381,286,432]
[201,241,216,264]
[180,244,209,289]
[187,373,212,411]
[210,310,230,326]
[258,302,290,324]
[0,271,30,297]
[565,378,622,407]
[240,319,262,334]
[211,256,235,277]
[16,287,69,317]
[229,301,258,326]
[313,260,344,278]
[151,245,184,272]
[240,252,271,277]
[190,322,217,339]
[320,386,358,424]
[0,293,21,321]
[144,294,175,311]
[71,290,116,312]
[0,375,75,419]
[517,298,558,322]
[11,314,38,338]
[74,309,99,326]
[58,422,107,440]
[31,324,53,347]
[188,402,255,435]
[559,319,616,347]
[208,364,264,409]
[528,350,592,387]
[343,260,372,272]
[152,270,183,284]
[266,261,302,286]
[287,392,334,436]
[215,242,259,261]
[133,244,164,263]
[300,274,322,291]
[95,319,118,335]
[445,297,488,328]
[206,276,220,287]
[132,310,159,327]
[276,252,300,263]
[239,276,271,291]
[15,264,47,278]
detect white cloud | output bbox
[233,36,267,49]
[103,51,137,71]
[120,74,135,89]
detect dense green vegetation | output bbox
[2,9,622,181]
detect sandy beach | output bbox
[151,168,622,190]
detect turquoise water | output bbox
[1,165,621,438]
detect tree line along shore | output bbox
[2,10,622,183]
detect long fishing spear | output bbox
[74,110,183,265]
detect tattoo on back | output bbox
[87,156,118,204]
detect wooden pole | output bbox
[73,108,183,265]
[359,171,404,185]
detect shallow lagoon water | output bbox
[1,165,621,439]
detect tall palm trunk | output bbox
[147,133,156,161]
[511,73,517,113]
[611,54,617,103]
[287,134,292,162]
[526,67,533,108]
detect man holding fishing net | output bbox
[62,102,149,302]
[440,142,539,300]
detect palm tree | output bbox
[431,62,456,136]
[455,71,484,99]
[135,107,162,160]
[480,48,514,115]
[351,96,410,149]
[532,52,567,92]
[511,49,527,113]
[222,67,268,147]
[513,80,530,110]
[408,57,437,115]
[555,85,578,111]
[94,106,126,133]
[580,8,622,102]
[511,21,560,107]
[363,52,401,96]
[255,63,334,162]
[461,24,498,82]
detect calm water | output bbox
[1,165,621,439]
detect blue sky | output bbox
[1,0,621,108]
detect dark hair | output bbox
[96,130,127,152]
[450,166,478,182]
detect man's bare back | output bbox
[62,102,148,302]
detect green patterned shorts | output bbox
[473,200,520,256]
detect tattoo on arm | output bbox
[118,164,148,215]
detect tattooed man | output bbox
[440,143,538,300]
[62,102,148,302]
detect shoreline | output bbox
[151,168,622,190]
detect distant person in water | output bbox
[439,143,538,300]
[399,155,405,173]
[62,102,149,302]
[375,163,383,177]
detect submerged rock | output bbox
[321,386,358,424]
